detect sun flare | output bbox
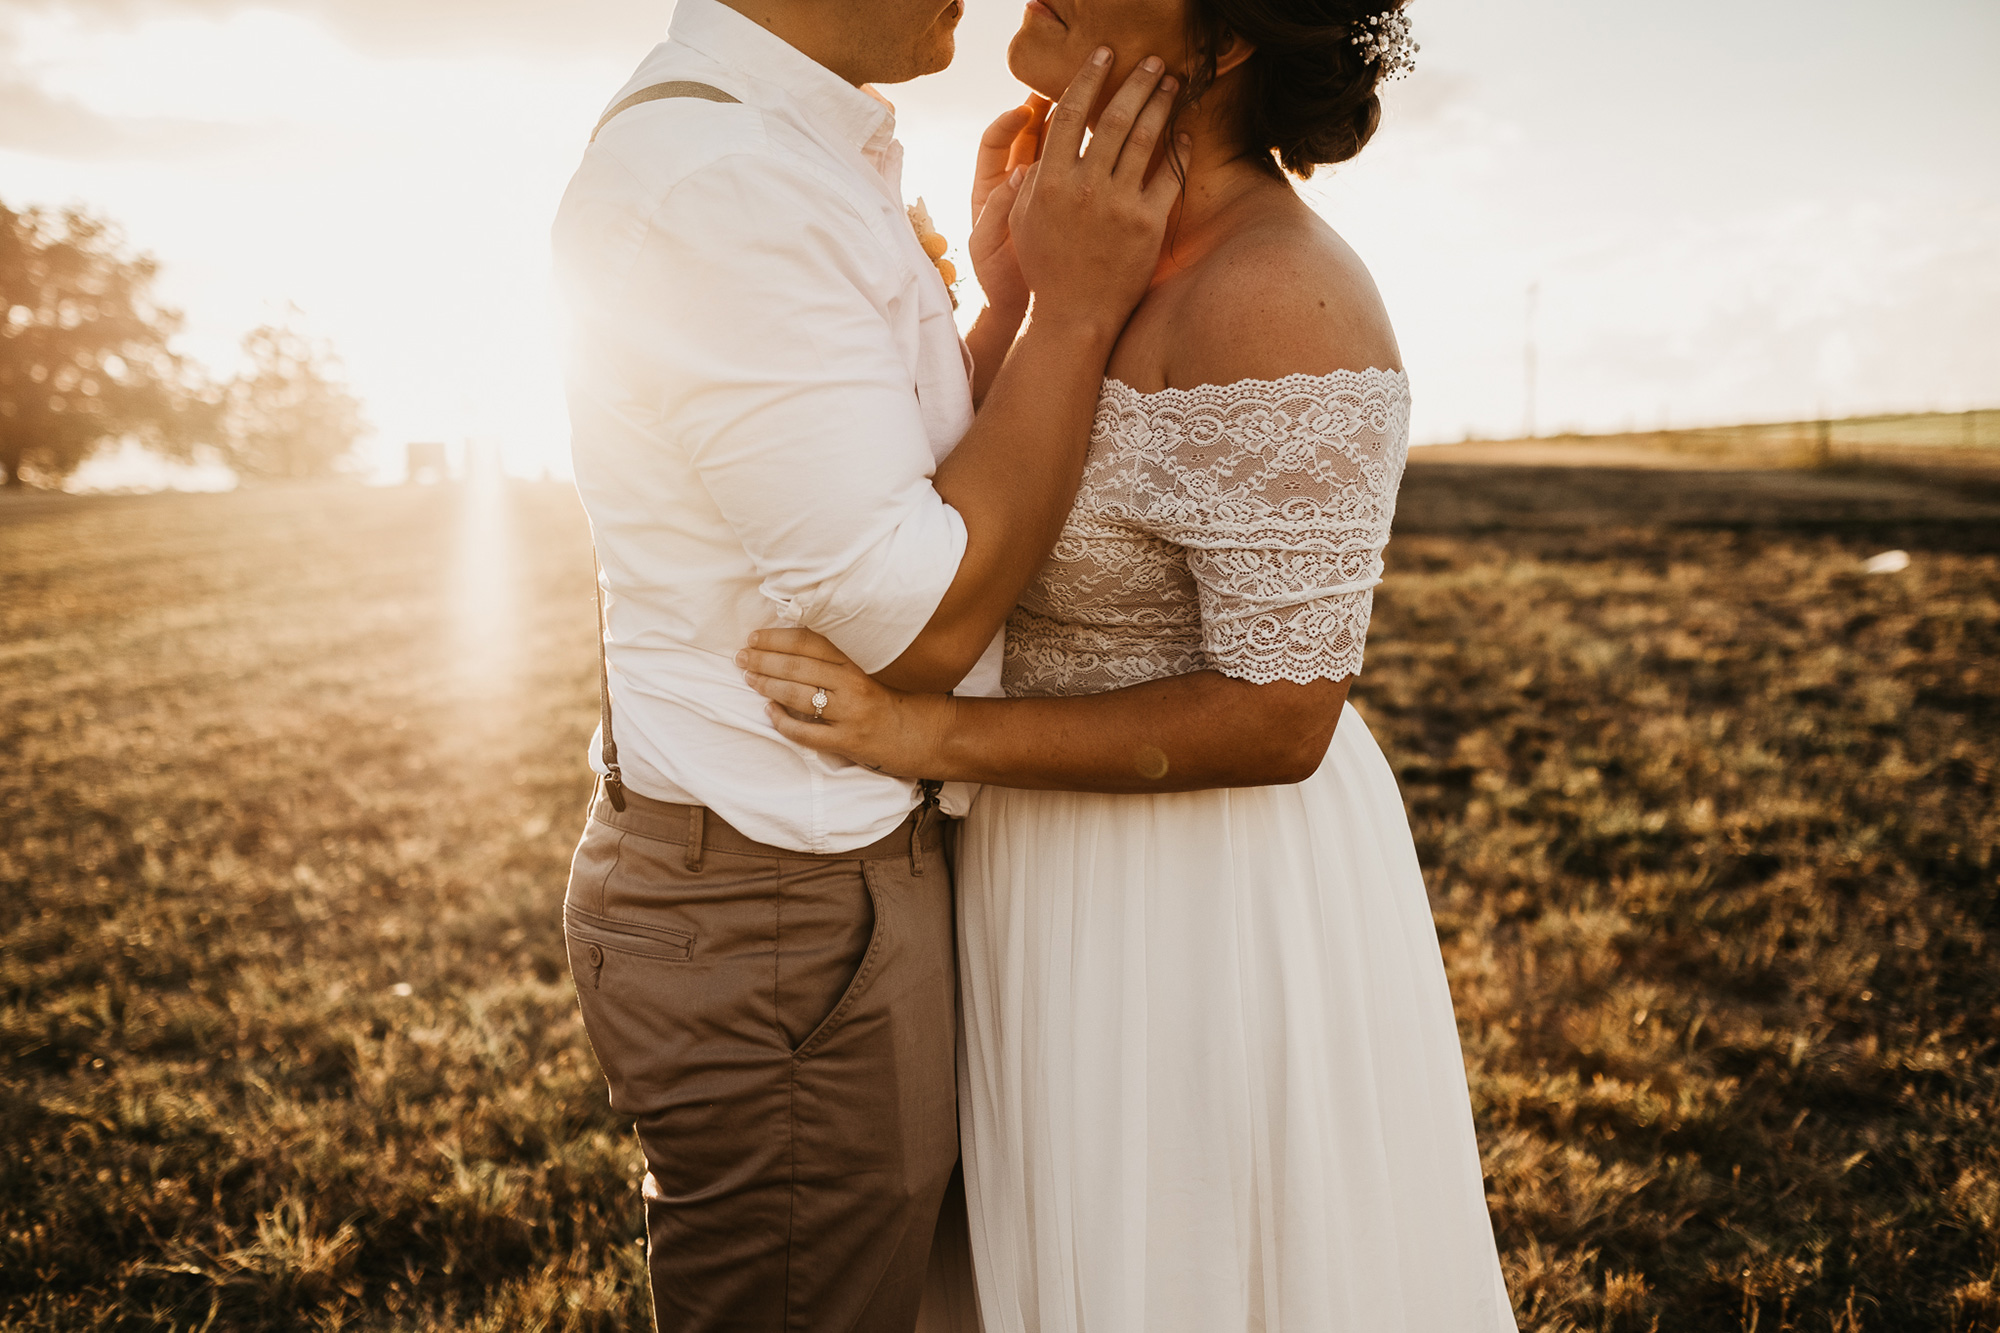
[2,0,1994,488]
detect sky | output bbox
[2,0,1996,483]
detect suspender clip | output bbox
[594,553,629,815]
[910,779,943,876]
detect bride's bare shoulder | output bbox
[1161,203,1402,391]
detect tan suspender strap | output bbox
[584,80,737,812]
[589,81,740,142]
[592,552,627,812]
[583,82,736,816]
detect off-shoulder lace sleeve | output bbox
[1123,370,1411,686]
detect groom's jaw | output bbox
[741,0,961,86]
[890,0,963,80]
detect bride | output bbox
[738,0,1517,1327]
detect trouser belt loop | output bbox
[686,806,706,874]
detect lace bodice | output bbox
[1003,369,1411,698]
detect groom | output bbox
[553,0,1174,1327]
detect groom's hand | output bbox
[1009,49,1180,341]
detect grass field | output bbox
[3,458,1998,1331]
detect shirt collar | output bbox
[668,0,899,164]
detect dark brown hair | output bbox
[1179,0,1407,178]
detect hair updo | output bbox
[1181,0,1409,178]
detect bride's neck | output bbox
[1157,122,1290,271]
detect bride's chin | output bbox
[1005,40,1070,101]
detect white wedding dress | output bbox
[951,371,1518,1332]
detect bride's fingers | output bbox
[1006,161,1041,231]
[736,647,844,685]
[1010,95,1053,171]
[1080,58,1165,178]
[1040,46,1113,166]
[746,674,827,718]
[769,703,844,751]
[973,105,1035,212]
[745,628,851,665]
[1112,74,1178,183]
[979,104,1033,157]
[977,106,1033,169]
[972,168,1023,242]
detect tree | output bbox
[0,201,215,489]
[225,317,366,479]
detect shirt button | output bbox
[587,944,604,966]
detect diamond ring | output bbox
[811,688,830,720]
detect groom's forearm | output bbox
[875,307,1122,693]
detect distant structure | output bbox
[406,441,450,485]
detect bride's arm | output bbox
[738,630,1350,793]
[752,205,1392,791]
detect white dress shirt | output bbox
[554,0,1000,853]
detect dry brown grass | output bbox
[1375,460,2000,1330]
[2,460,1996,1330]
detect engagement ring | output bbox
[812,688,830,720]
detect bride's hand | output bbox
[1007,53,1181,336]
[967,97,1049,318]
[972,94,1048,216]
[737,629,955,779]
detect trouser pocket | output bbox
[564,904,694,988]
[775,858,880,1055]
[555,809,958,1333]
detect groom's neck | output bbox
[718,0,880,87]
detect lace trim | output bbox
[1100,366,1410,407]
[1002,370,1411,698]
[1203,589,1373,686]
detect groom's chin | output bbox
[898,13,957,80]
[914,0,965,76]
[921,32,957,76]
[880,33,955,83]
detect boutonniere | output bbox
[907,198,958,309]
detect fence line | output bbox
[1497,409,2000,467]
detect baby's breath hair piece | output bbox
[1351,9,1419,82]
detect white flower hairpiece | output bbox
[1351,9,1419,82]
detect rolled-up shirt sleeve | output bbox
[601,151,963,672]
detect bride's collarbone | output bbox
[1110,218,1399,394]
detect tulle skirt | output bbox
[950,701,1516,1332]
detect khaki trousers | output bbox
[564,784,960,1333]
